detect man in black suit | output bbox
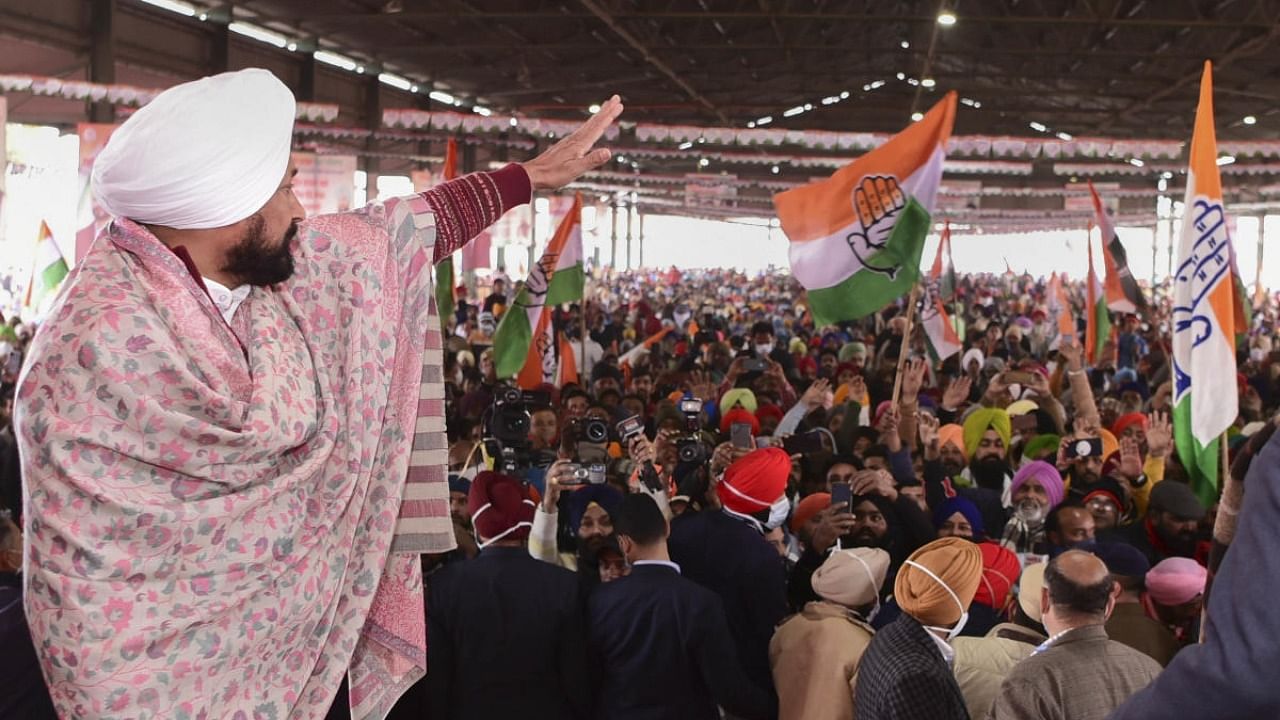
[424,472,591,720]
[589,494,774,720]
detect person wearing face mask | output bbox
[1000,461,1065,555]
[425,472,591,720]
[749,320,795,378]
[987,551,1161,720]
[853,537,983,720]
[770,548,891,720]
[669,447,791,701]
[588,494,775,720]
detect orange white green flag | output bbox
[921,223,961,361]
[1085,227,1112,365]
[773,92,956,327]
[1173,61,1238,506]
[1046,272,1075,351]
[493,193,585,388]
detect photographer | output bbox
[530,458,623,575]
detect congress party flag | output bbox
[1088,180,1147,315]
[921,223,961,361]
[1046,272,1075,351]
[1085,228,1112,366]
[773,92,956,327]
[1172,61,1238,505]
[24,221,69,311]
[493,193,585,387]
[434,138,459,322]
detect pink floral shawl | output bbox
[16,168,522,719]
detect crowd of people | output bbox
[409,264,1279,719]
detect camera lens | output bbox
[583,419,609,444]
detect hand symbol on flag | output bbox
[846,175,906,279]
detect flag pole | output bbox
[891,284,922,404]
[1202,429,1241,643]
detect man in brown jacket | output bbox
[770,547,889,720]
[987,550,1161,720]
[952,563,1048,719]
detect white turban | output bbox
[812,547,890,609]
[92,68,296,230]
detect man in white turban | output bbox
[769,548,889,720]
[16,67,621,719]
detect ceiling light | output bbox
[589,103,601,114]
[840,90,850,99]
[314,50,360,72]
[755,115,773,126]
[138,0,196,16]
[960,97,982,108]
[678,141,694,150]
[1243,115,1257,125]
[1217,155,1236,166]
[616,155,627,163]
[473,105,492,117]
[1029,121,1048,132]
[509,117,519,127]
[1056,131,1074,141]
[1161,171,1173,179]
[938,10,958,26]
[747,121,756,128]
[901,40,911,49]
[228,22,289,48]
[907,78,920,86]
[804,103,813,111]
[355,65,365,74]
[783,105,806,117]
[863,84,873,92]
[1128,158,1145,167]
[699,158,710,167]
[377,72,413,91]
[697,137,706,143]
[1158,178,1168,192]
[409,84,419,92]
[911,112,924,122]
[428,90,457,105]
[286,41,297,51]
[771,165,780,174]
[897,72,906,80]
[920,78,936,88]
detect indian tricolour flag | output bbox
[1046,272,1075,351]
[1088,180,1146,315]
[434,138,459,322]
[773,92,956,328]
[921,222,961,361]
[1085,228,1111,365]
[493,193,585,388]
[24,221,69,311]
[1173,61,1238,506]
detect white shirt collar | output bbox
[202,277,251,324]
[631,560,681,574]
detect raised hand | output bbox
[918,411,941,459]
[852,469,898,501]
[845,176,907,279]
[801,379,832,411]
[1146,410,1172,460]
[942,375,971,411]
[521,95,624,191]
[1059,337,1084,370]
[901,357,928,401]
[1119,436,1143,480]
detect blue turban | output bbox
[448,474,472,495]
[567,484,624,531]
[932,496,985,538]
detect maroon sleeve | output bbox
[423,163,532,264]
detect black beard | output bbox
[580,535,609,556]
[1162,528,1199,556]
[222,214,297,287]
[844,529,883,548]
[942,459,965,477]
[970,456,1010,491]
[1071,469,1101,487]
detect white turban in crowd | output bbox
[93,68,296,230]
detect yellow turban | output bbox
[938,424,967,460]
[895,537,983,627]
[1006,399,1039,417]
[719,388,758,418]
[963,408,1012,458]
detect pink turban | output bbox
[1011,461,1065,509]
[1145,557,1208,606]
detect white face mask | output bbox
[1250,348,1266,363]
[848,551,883,622]
[764,494,792,531]
[902,559,970,642]
[755,343,775,357]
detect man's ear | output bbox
[1041,586,1052,620]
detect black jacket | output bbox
[854,614,970,720]
[668,510,787,695]
[424,546,591,720]
[588,563,774,720]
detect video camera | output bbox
[483,385,553,474]
[675,398,710,465]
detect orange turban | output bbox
[895,537,983,627]
[790,492,831,532]
[938,424,967,460]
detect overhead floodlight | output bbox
[911,112,924,122]
[896,72,906,80]
[840,90,850,99]
[1217,155,1236,166]
[755,115,773,126]
[1243,115,1257,125]
[747,121,756,128]
[428,90,457,104]
[960,97,981,108]
[473,105,492,117]
[783,105,806,117]
[907,78,920,86]
[1056,131,1074,141]
[138,0,197,16]
[1128,158,1145,167]
[1029,121,1048,132]
[229,21,289,48]
[1161,171,1173,179]
[509,117,519,127]
[678,141,694,150]
[920,78,936,88]
[938,10,958,26]
[377,72,413,91]
[901,40,911,49]
[589,104,601,114]
[699,158,710,167]
[314,50,359,72]
[771,165,780,174]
